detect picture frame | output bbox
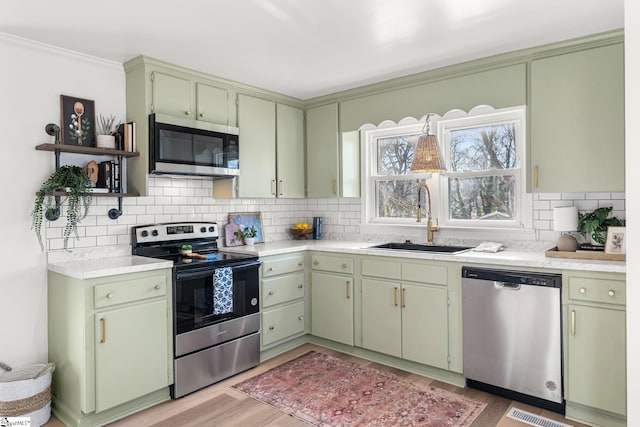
[228,212,264,243]
[60,95,95,146]
[605,226,626,255]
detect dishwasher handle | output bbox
[493,281,521,290]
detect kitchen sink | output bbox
[368,242,473,254]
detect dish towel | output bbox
[213,267,234,315]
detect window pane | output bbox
[449,176,516,220]
[450,124,516,172]
[376,134,420,175]
[376,180,420,218]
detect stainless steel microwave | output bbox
[149,113,240,177]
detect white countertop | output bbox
[219,240,626,274]
[48,255,173,280]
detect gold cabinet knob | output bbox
[608,290,615,297]
[106,292,114,299]
[268,267,274,272]
[268,290,274,296]
[298,315,303,321]
[268,325,275,330]
[199,112,204,118]
[342,263,347,268]
[297,284,303,289]
[185,110,191,115]
[313,260,319,265]
[579,287,586,294]
[154,284,161,290]
[298,262,303,267]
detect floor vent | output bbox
[506,407,573,427]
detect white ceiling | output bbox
[2,0,624,100]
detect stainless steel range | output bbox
[132,222,261,398]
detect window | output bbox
[361,106,530,233]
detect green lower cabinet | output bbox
[311,271,354,345]
[567,304,626,417]
[362,279,448,369]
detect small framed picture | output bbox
[60,95,95,146]
[605,226,626,255]
[228,212,264,243]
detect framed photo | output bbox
[60,95,95,146]
[228,212,264,243]
[605,226,626,255]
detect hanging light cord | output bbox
[422,113,433,135]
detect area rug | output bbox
[233,351,486,426]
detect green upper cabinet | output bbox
[307,103,340,198]
[196,82,229,125]
[237,94,305,198]
[530,43,624,192]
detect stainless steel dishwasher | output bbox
[462,266,564,413]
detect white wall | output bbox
[0,34,125,366]
[624,1,639,425]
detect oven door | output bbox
[173,260,260,356]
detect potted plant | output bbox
[577,206,622,245]
[234,225,258,246]
[31,165,93,250]
[96,114,119,149]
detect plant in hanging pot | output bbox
[96,114,119,149]
[31,165,93,250]
[577,206,622,246]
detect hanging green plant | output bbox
[31,165,93,250]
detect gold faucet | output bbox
[417,182,439,245]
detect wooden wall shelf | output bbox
[35,143,139,158]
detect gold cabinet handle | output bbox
[268,325,274,330]
[100,318,106,343]
[579,287,586,294]
[106,292,114,299]
[393,287,398,306]
[271,179,276,195]
[268,290,274,295]
[154,284,161,290]
[346,280,350,299]
[533,165,539,188]
[297,283,303,289]
[185,110,191,115]
[571,310,576,336]
[332,179,337,195]
[401,288,406,308]
[313,260,319,266]
[608,290,615,297]
[279,179,284,196]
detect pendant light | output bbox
[410,114,446,173]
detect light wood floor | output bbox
[44,343,589,427]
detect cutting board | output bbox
[225,223,243,247]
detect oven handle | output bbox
[175,260,261,281]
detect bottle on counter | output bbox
[312,217,323,240]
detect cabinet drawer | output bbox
[362,259,401,280]
[569,277,626,305]
[262,301,305,346]
[262,254,305,278]
[402,262,448,285]
[311,254,353,274]
[94,275,167,309]
[262,273,305,308]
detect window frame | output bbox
[360,106,532,236]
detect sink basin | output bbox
[369,242,473,254]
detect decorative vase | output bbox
[96,134,116,149]
[245,237,256,246]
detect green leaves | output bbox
[577,207,621,245]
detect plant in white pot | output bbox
[96,114,119,149]
[577,206,622,246]
[234,225,258,246]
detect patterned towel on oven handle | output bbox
[214,267,234,315]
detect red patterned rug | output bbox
[233,351,486,426]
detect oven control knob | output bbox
[152,229,159,237]
[200,227,207,233]
[209,226,215,232]
[141,230,149,237]
[251,298,258,306]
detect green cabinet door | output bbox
[402,283,448,369]
[306,103,339,198]
[362,278,402,357]
[95,299,169,413]
[567,304,626,416]
[196,82,228,125]
[151,71,191,117]
[276,103,305,198]
[311,271,353,345]
[237,94,277,197]
[530,43,624,192]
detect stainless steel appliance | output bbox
[149,113,240,177]
[132,222,260,398]
[462,266,564,413]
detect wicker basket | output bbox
[0,362,55,426]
